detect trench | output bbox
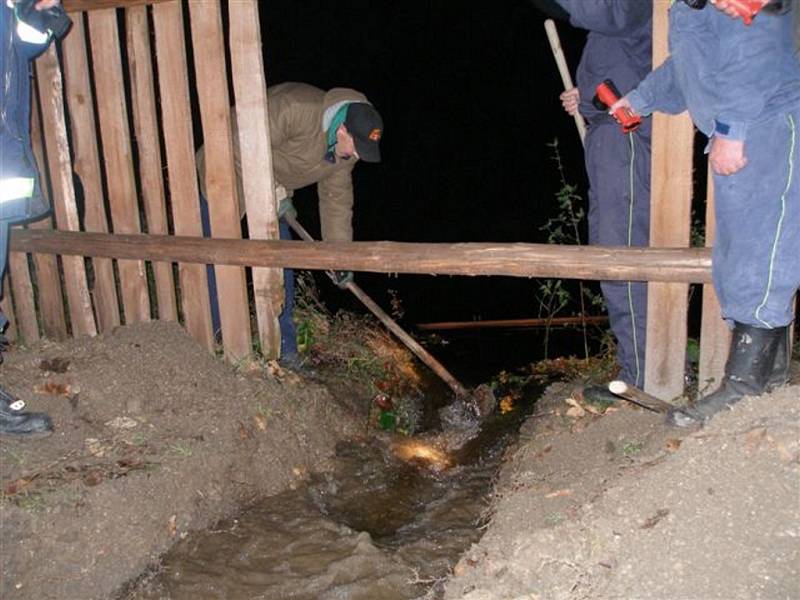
[125,380,544,600]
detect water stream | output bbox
[126,384,541,600]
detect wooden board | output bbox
[28,83,67,340]
[65,0,171,12]
[35,46,96,337]
[644,0,693,401]
[7,252,39,343]
[189,1,252,361]
[125,5,178,322]
[228,0,284,359]
[87,9,150,324]
[152,0,214,351]
[61,13,120,332]
[0,280,18,343]
[698,168,731,395]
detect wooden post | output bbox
[61,14,120,332]
[189,1,252,361]
[126,5,178,322]
[87,9,150,324]
[28,83,67,340]
[644,0,693,401]
[6,253,38,343]
[153,0,214,351]
[229,0,283,359]
[698,168,731,395]
[35,46,97,337]
[0,283,17,343]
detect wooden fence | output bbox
[3,0,729,400]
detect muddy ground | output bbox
[445,365,800,599]
[1,321,798,600]
[0,322,367,600]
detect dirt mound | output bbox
[445,373,800,599]
[0,322,365,600]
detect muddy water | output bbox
[128,390,539,600]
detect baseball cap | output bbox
[344,103,383,163]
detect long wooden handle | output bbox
[608,381,675,414]
[283,214,469,398]
[544,19,587,145]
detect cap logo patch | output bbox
[368,128,382,141]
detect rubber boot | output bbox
[667,323,786,428]
[767,326,791,390]
[0,386,53,437]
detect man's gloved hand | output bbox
[277,197,297,221]
[331,270,354,289]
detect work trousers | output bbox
[584,120,651,387]
[712,108,800,329]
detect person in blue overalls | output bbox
[1,0,71,436]
[612,0,799,426]
[536,0,653,395]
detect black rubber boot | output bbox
[667,323,786,428]
[767,326,791,390]
[0,386,53,437]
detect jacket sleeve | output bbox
[318,166,354,242]
[627,57,688,117]
[709,13,786,141]
[555,0,650,35]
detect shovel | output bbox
[284,214,494,416]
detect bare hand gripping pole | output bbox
[544,18,587,146]
[283,214,469,398]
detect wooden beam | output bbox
[64,0,171,12]
[190,1,252,360]
[126,6,178,322]
[229,0,284,359]
[645,0,693,401]
[62,14,121,332]
[35,46,97,337]
[153,0,214,351]
[10,230,713,283]
[416,316,609,331]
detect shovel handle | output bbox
[283,214,469,398]
[544,19,587,146]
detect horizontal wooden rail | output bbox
[416,315,609,331]
[10,229,712,283]
[64,0,172,12]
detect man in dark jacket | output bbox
[0,0,69,436]
[550,0,653,394]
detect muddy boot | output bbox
[666,323,785,428]
[766,326,791,391]
[0,386,53,437]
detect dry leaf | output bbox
[665,438,682,452]
[745,427,767,455]
[238,422,251,440]
[39,357,70,373]
[566,405,586,419]
[253,413,268,431]
[82,471,105,487]
[33,380,72,397]
[167,514,177,537]
[105,416,139,430]
[3,477,33,496]
[85,438,111,457]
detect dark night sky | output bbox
[255,1,592,371]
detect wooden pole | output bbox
[544,19,587,145]
[608,380,675,413]
[284,215,469,398]
[10,229,714,284]
[416,315,608,331]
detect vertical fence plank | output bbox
[698,170,731,395]
[35,47,96,337]
[62,14,121,332]
[87,9,150,324]
[0,281,17,343]
[229,0,283,359]
[189,1,252,361]
[644,0,692,400]
[29,84,68,339]
[126,5,178,322]
[7,253,39,343]
[153,0,214,351]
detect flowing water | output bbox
[126,385,541,600]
